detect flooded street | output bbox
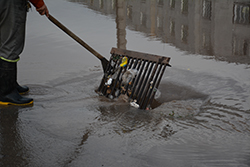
[1,0,250,166]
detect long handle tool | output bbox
[48,14,109,72]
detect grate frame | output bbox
[96,47,171,110]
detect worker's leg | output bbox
[0,0,33,105]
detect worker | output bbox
[0,0,49,105]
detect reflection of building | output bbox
[68,0,250,63]
[233,2,250,57]
[116,0,127,49]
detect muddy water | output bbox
[1,0,250,166]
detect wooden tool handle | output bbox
[48,14,104,61]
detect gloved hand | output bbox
[36,4,49,17]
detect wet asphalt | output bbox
[1,0,250,166]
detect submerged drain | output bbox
[96,47,171,110]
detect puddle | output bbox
[1,0,250,167]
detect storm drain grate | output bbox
[96,47,171,110]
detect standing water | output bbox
[0,0,250,166]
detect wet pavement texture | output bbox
[1,0,250,166]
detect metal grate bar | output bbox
[96,47,171,109]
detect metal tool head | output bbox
[96,47,171,110]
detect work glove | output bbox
[36,4,49,17]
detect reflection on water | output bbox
[1,0,249,166]
[116,0,127,49]
[68,0,250,64]
[0,106,30,167]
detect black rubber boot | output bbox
[13,62,30,94]
[0,59,33,106]
[16,83,29,94]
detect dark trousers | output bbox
[0,0,27,62]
